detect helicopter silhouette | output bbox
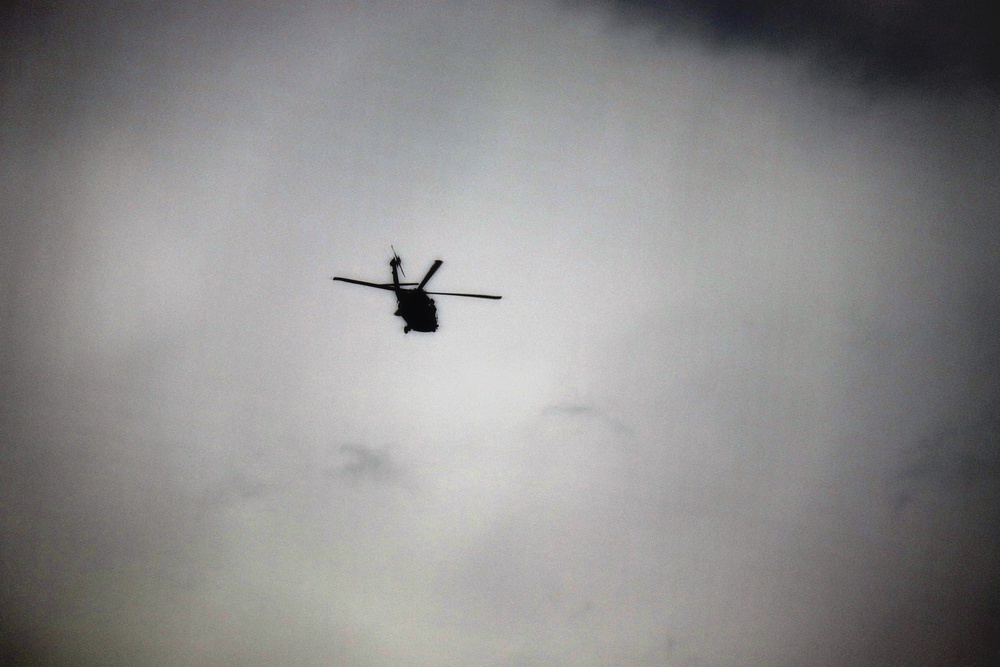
[332,249,501,333]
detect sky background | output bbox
[3,1,999,665]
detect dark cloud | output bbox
[595,0,1000,88]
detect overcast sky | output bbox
[3,1,999,665]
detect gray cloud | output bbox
[542,402,635,435]
[902,407,1000,496]
[3,1,1000,664]
[327,444,402,483]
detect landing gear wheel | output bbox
[403,326,410,333]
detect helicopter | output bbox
[332,249,501,333]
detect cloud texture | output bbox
[3,2,999,664]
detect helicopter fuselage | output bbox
[394,289,437,333]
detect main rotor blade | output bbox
[424,291,502,299]
[390,246,405,277]
[333,277,417,290]
[417,260,443,290]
